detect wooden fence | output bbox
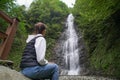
[0,11,19,60]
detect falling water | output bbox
[62,14,80,75]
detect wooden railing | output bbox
[0,11,19,60]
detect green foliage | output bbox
[27,0,68,25]
[73,0,120,25]
[0,0,14,10]
[73,0,120,78]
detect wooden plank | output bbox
[0,31,7,39]
[0,11,13,24]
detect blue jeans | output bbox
[21,63,59,80]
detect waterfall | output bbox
[62,14,80,75]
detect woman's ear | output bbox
[42,29,46,36]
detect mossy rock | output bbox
[0,60,14,68]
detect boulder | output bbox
[0,66,31,80]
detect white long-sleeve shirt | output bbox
[26,34,48,65]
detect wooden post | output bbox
[0,11,13,23]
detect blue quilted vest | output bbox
[20,36,42,69]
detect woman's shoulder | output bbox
[36,35,45,42]
[26,35,35,43]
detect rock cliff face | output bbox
[0,66,30,80]
[53,23,88,75]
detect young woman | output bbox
[20,22,59,80]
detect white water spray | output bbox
[62,14,80,75]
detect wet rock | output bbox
[59,75,117,80]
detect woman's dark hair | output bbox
[34,22,46,34]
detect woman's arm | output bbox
[35,37,48,65]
